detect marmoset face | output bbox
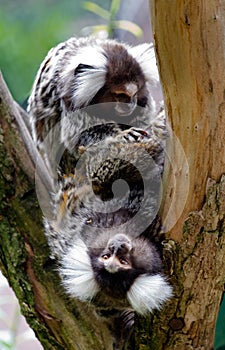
[98,234,133,274]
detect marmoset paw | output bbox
[117,127,150,143]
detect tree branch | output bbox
[0,71,54,195]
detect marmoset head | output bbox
[85,43,150,116]
[61,40,159,117]
[60,232,172,315]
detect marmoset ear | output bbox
[127,274,173,315]
[74,63,96,75]
[60,239,99,301]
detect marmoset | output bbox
[40,114,171,349]
[44,150,172,348]
[27,36,160,160]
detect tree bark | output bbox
[150,0,225,237]
[134,1,225,349]
[0,1,225,349]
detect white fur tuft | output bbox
[73,67,106,107]
[128,43,159,85]
[60,239,99,301]
[127,274,172,315]
[61,46,107,107]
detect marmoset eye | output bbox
[119,257,129,265]
[102,254,110,260]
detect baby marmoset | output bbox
[27,36,172,349]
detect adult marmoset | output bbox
[41,117,172,349]
[45,162,172,349]
[27,36,160,151]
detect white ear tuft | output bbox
[61,46,107,108]
[73,65,106,107]
[127,274,172,315]
[128,43,160,85]
[59,239,99,301]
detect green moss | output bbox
[0,129,15,206]
[0,127,65,349]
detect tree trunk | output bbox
[133,1,225,349]
[0,1,225,349]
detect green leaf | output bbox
[110,0,121,19]
[115,20,143,38]
[83,2,110,20]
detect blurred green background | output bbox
[0,1,224,349]
[0,0,109,104]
